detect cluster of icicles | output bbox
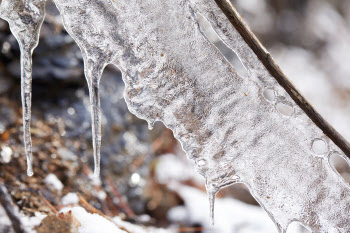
[2,0,350,231]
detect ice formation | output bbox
[1,0,350,232]
[0,0,46,176]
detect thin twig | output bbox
[38,191,58,214]
[213,0,350,158]
[0,180,27,233]
[105,194,120,216]
[106,176,135,218]
[77,193,106,217]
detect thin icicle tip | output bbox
[27,167,34,177]
[206,182,218,226]
[94,167,100,177]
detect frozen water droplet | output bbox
[148,121,155,130]
[263,88,275,102]
[311,138,328,155]
[276,101,294,116]
[27,166,34,177]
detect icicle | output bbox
[0,0,46,176]
[21,47,34,176]
[84,59,104,177]
[206,182,219,226]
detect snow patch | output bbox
[70,207,126,233]
[0,146,13,163]
[62,193,79,205]
[44,174,64,192]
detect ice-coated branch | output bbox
[0,181,26,233]
[3,0,350,231]
[212,0,350,158]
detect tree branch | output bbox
[213,0,350,158]
[0,181,26,233]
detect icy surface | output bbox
[0,0,46,176]
[2,0,350,232]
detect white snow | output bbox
[113,216,169,233]
[62,193,79,205]
[58,206,169,233]
[155,154,203,185]
[0,146,13,163]
[44,174,64,192]
[20,212,47,233]
[69,207,125,233]
[96,190,107,200]
[57,148,77,161]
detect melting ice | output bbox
[1,0,350,232]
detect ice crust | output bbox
[1,0,350,232]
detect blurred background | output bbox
[1,0,350,232]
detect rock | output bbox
[35,213,80,233]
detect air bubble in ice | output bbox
[263,88,275,102]
[311,138,328,155]
[329,151,350,180]
[276,101,294,116]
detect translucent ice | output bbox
[0,0,46,176]
[2,0,350,231]
[51,0,350,231]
